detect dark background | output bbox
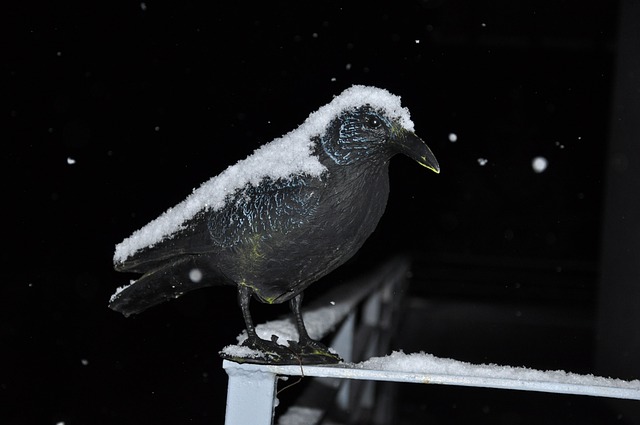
[5,1,638,424]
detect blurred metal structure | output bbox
[597,1,640,421]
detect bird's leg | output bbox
[238,284,259,341]
[288,293,341,364]
[290,292,312,342]
[236,285,287,361]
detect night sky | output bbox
[5,1,622,424]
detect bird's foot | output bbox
[220,335,291,365]
[286,338,342,365]
[220,335,342,365]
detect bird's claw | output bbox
[287,338,342,365]
[220,335,291,364]
[220,335,342,365]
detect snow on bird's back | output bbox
[113,85,414,264]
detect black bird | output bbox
[110,86,439,364]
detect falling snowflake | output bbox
[532,156,548,173]
[189,268,203,283]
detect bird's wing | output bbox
[114,211,216,273]
[116,174,322,274]
[207,174,322,249]
[109,254,233,316]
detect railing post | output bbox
[332,311,355,410]
[362,289,382,327]
[223,360,278,425]
[360,289,382,409]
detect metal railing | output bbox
[222,257,640,425]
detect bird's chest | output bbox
[217,167,390,302]
[321,169,390,244]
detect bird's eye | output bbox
[366,116,382,129]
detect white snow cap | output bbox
[114,85,414,264]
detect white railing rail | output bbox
[222,257,640,425]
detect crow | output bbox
[109,85,439,364]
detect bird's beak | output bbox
[394,129,440,174]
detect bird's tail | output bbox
[109,255,229,317]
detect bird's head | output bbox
[320,105,440,173]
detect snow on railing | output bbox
[222,257,640,425]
